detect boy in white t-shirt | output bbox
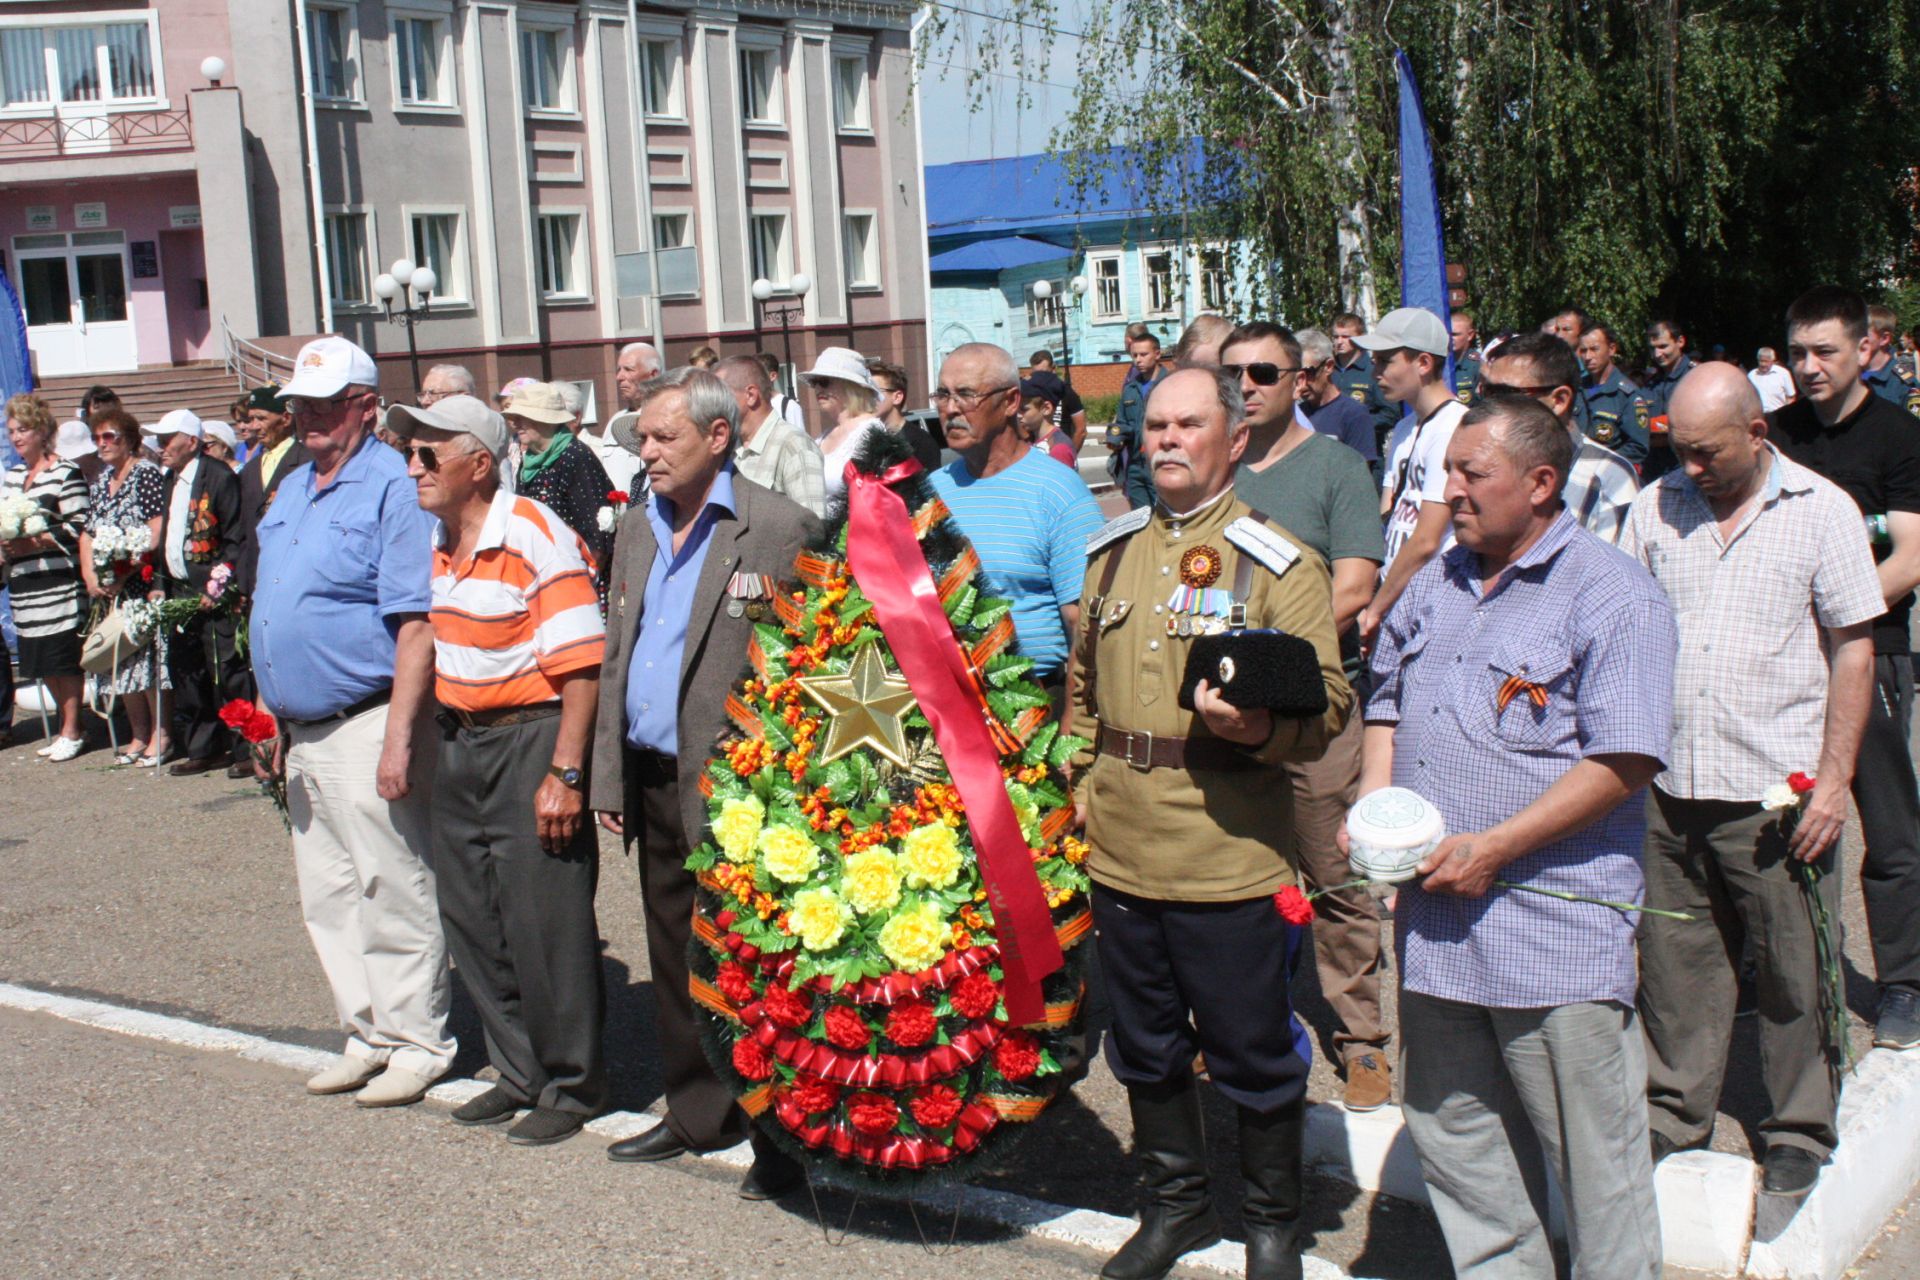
[1358,306,1467,647]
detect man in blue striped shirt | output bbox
[928,343,1103,684]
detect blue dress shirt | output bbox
[625,466,737,754]
[249,435,436,721]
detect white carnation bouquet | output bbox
[91,523,153,568]
[0,492,50,541]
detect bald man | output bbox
[1622,363,1882,1198]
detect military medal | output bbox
[1179,545,1223,588]
[727,599,745,618]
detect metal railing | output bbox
[0,107,192,160]
[221,316,294,391]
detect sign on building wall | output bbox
[25,207,56,231]
[169,206,202,230]
[73,203,107,229]
[131,242,159,279]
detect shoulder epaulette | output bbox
[1225,515,1302,578]
[1085,505,1151,558]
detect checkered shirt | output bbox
[1564,436,1641,546]
[733,415,826,517]
[1620,445,1884,802]
[1367,510,1678,1008]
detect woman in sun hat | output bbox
[503,381,615,577]
[801,346,887,502]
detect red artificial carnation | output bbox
[715,909,737,928]
[823,1004,872,1050]
[218,699,256,730]
[140,564,154,583]
[1273,885,1316,926]
[241,710,279,745]
[949,971,1001,1021]
[1788,772,1817,794]
[607,489,630,505]
[715,962,756,1007]
[789,1074,841,1115]
[762,979,813,1029]
[885,999,937,1047]
[731,1036,773,1081]
[993,1031,1041,1082]
[846,1091,900,1136]
[909,1083,964,1130]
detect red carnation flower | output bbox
[607,489,629,505]
[823,1004,872,1050]
[1788,772,1816,794]
[762,980,813,1029]
[846,1091,899,1136]
[789,1074,841,1115]
[731,1036,773,1081]
[715,962,756,1007]
[715,909,737,928]
[949,971,1001,1021]
[909,1083,964,1130]
[241,711,280,745]
[218,699,256,730]
[993,1031,1041,1082]
[885,999,937,1048]
[140,564,154,583]
[1273,885,1316,926]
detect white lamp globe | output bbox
[1069,276,1089,296]
[1031,279,1054,300]
[389,258,417,285]
[789,272,812,298]
[410,267,437,297]
[372,273,400,302]
[200,56,227,84]
[751,278,774,301]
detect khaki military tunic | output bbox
[1068,488,1353,902]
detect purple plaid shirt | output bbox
[1367,510,1678,1008]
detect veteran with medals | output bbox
[1068,367,1352,1280]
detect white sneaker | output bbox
[306,1054,385,1095]
[353,1065,438,1108]
[43,736,83,762]
[34,738,60,756]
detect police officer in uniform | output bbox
[1070,366,1353,1280]
[1574,324,1646,465]
[1864,305,1920,417]
[1449,311,1480,403]
[1634,319,1695,479]
[1331,312,1401,457]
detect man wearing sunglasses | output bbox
[253,335,455,1109]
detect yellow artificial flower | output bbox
[842,847,903,915]
[901,821,963,890]
[789,887,852,951]
[878,901,949,972]
[759,824,822,884]
[714,796,766,863]
[1006,782,1042,847]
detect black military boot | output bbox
[1102,1078,1223,1280]
[1237,1098,1306,1280]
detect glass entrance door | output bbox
[14,230,137,377]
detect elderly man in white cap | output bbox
[251,335,455,1107]
[149,409,245,776]
[1356,306,1469,645]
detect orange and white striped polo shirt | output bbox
[430,490,605,713]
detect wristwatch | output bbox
[549,764,583,789]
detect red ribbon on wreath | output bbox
[843,459,1064,1025]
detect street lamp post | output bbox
[372,258,437,392]
[750,272,812,400]
[1031,273,1089,386]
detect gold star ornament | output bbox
[796,644,919,766]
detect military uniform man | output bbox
[1576,326,1646,465]
[1450,311,1480,404]
[1070,366,1352,1280]
[1331,313,1401,455]
[1864,305,1920,417]
[1634,320,1695,479]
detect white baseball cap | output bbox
[54,420,96,460]
[203,420,239,451]
[800,346,879,393]
[1352,308,1450,357]
[152,408,204,439]
[278,335,380,400]
[384,394,511,459]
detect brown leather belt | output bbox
[447,702,562,731]
[1096,724,1260,772]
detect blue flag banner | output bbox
[1395,48,1454,390]
[0,259,32,403]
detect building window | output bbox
[749,212,792,288]
[324,211,371,307]
[409,211,466,305]
[1141,248,1178,318]
[652,212,691,250]
[535,212,585,298]
[639,37,681,118]
[519,24,572,113]
[1196,245,1230,313]
[1089,253,1123,321]
[843,213,878,289]
[1027,281,1064,332]
[306,6,357,102]
[832,53,869,131]
[739,45,782,125]
[1,21,162,108]
[393,15,451,107]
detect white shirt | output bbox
[770,392,809,434]
[820,418,888,501]
[577,418,645,496]
[1381,398,1466,571]
[1748,364,1795,413]
[165,456,199,579]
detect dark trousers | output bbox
[1638,788,1839,1157]
[164,582,246,762]
[1856,653,1920,993]
[432,715,606,1115]
[626,747,749,1149]
[1091,882,1309,1115]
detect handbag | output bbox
[80,601,155,676]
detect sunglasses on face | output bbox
[1221,362,1303,386]
[405,443,472,471]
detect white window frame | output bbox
[322,205,376,311]
[748,211,793,293]
[842,210,879,291]
[0,12,169,117]
[404,205,470,308]
[389,9,456,112]
[636,31,683,121]
[306,4,362,107]
[830,43,870,134]
[1026,279,1065,332]
[1193,242,1232,315]
[1087,251,1123,322]
[651,212,698,299]
[1139,245,1180,320]
[534,208,589,302]
[737,30,785,129]
[517,15,576,117]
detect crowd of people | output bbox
[3,277,1919,1280]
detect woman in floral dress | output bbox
[77,408,171,766]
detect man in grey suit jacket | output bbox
[590,367,821,1198]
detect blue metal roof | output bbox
[925,141,1224,239]
[927,235,1072,274]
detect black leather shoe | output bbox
[1238,1100,1305,1280]
[607,1122,692,1163]
[451,1085,522,1126]
[508,1106,585,1146]
[1102,1080,1223,1280]
[1650,1130,1709,1165]
[226,760,256,780]
[1761,1145,1821,1197]
[739,1155,805,1200]
[170,756,224,777]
